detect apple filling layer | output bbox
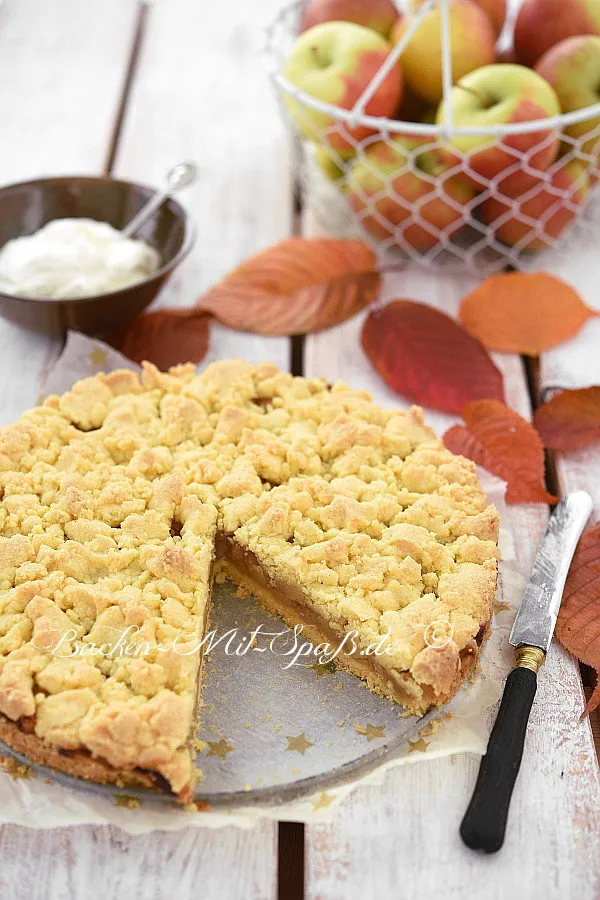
[215,535,488,716]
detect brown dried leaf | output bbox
[534,387,600,452]
[556,523,600,717]
[443,399,557,504]
[196,238,380,335]
[109,309,211,369]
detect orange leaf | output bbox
[361,301,504,414]
[109,309,211,369]
[196,238,380,335]
[459,272,596,356]
[443,399,557,504]
[534,387,600,452]
[556,523,600,717]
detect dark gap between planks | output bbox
[103,1,150,175]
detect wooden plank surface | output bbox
[0,2,282,898]
[0,822,276,900]
[0,0,140,422]
[303,262,600,899]
[114,0,292,369]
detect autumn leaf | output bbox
[109,308,211,369]
[534,387,600,452]
[361,301,504,414]
[443,399,557,504]
[556,523,600,717]
[196,238,380,335]
[459,272,597,356]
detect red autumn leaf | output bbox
[443,399,557,504]
[534,387,600,452]
[459,272,597,356]
[556,522,600,717]
[196,238,380,335]
[109,308,211,369]
[361,300,504,414]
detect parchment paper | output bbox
[0,332,525,832]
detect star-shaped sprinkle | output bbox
[310,660,337,676]
[207,737,235,760]
[354,722,385,742]
[408,737,430,753]
[312,791,336,811]
[494,601,512,615]
[88,346,109,368]
[285,733,314,755]
[114,793,141,808]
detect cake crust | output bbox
[0,359,499,798]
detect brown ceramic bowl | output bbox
[0,175,194,335]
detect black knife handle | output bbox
[460,665,538,853]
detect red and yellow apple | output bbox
[283,22,403,152]
[470,0,506,38]
[536,35,600,157]
[300,0,400,39]
[479,157,590,249]
[346,136,475,251]
[393,0,495,104]
[436,64,561,194]
[405,0,505,38]
[514,0,600,68]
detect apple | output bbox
[470,0,506,37]
[436,64,561,194]
[405,0,505,38]
[313,143,353,180]
[514,0,600,68]
[479,157,590,249]
[393,0,495,105]
[346,136,475,251]
[300,0,400,39]
[283,22,403,152]
[536,35,600,157]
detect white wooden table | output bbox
[0,1,599,897]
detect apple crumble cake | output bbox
[0,359,498,800]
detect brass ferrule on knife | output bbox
[514,645,546,674]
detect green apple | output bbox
[300,0,400,39]
[536,35,600,157]
[515,0,600,68]
[283,22,403,152]
[394,0,495,104]
[347,136,475,251]
[480,157,590,250]
[436,64,561,193]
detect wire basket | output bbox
[265,0,600,273]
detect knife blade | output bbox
[509,491,593,653]
[460,490,593,854]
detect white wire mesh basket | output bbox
[265,0,600,273]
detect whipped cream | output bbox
[0,218,161,299]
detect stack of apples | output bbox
[281,0,600,254]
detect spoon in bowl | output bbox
[122,161,198,239]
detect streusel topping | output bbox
[0,359,499,793]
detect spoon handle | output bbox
[122,188,170,239]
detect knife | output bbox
[460,490,593,853]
